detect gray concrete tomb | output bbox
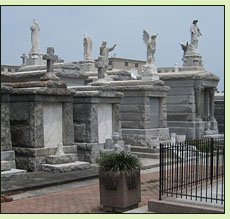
[1,86,27,177]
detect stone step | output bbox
[202,134,224,139]
[1,161,12,171]
[41,161,90,173]
[1,168,27,178]
[140,158,160,170]
[46,154,77,165]
[132,152,160,159]
[100,149,114,155]
[130,146,159,153]
[1,150,15,161]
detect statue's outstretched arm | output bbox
[109,44,117,52]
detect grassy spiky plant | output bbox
[98,151,141,173]
[98,151,142,190]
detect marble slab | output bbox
[98,104,112,143]
[150,98,160,128]
[43,103,63,148]
[41,161,90,173]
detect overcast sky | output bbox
[1,6,224,90]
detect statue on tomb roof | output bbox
[30,19,40,53]
[190,20,202,51]
[99,41,117,62]
[83,33,93,61]
[180,42,189,61]
[143,30,157,64]
[95,41,117,79]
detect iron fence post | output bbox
[210,138,214,183]
[159,143,162,200]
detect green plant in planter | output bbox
[98,151,142,212]
[98,151,141,172]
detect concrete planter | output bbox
[99,169,141,212]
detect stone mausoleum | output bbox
[160,71,219,139]
[110,80,170,148]
[159,19,221,139]
[70,85,123,163]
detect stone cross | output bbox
[112,132,123,153]
[95,56,106,79]
[43,47,58,72]
[20,53,27,65]
[174,63,179,72]
[56,143,65,156]
[170,133,176,145]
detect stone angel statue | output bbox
[143,30,157,64]
[179,42,189,61]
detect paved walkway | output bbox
[1,169,159,213]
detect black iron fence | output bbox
[159,138,224,205]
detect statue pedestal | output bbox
[26,53,45,66]
[140,64,159,81]
[40,72,61,81]
[182,50,204,71]
[80,60,97,72]
[90,77,113,86]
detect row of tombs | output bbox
[1,65,222,176]
[1,20,223,176]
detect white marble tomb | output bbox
[43,103,63,147]
[98,104,112,143]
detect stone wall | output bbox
[1,87,16,171]
[1,86,26,176]
[73,101,98,143]
[110,80,170,147]
[163,79,197,138]
[1,88,13,152]
[214,93,224,134]
[160,71,219,139]
[71,86,123,163]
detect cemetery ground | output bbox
[1,162,159,213]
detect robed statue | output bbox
[83,33,93,61]
[190,20,202,50]
[30,19,40,53]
